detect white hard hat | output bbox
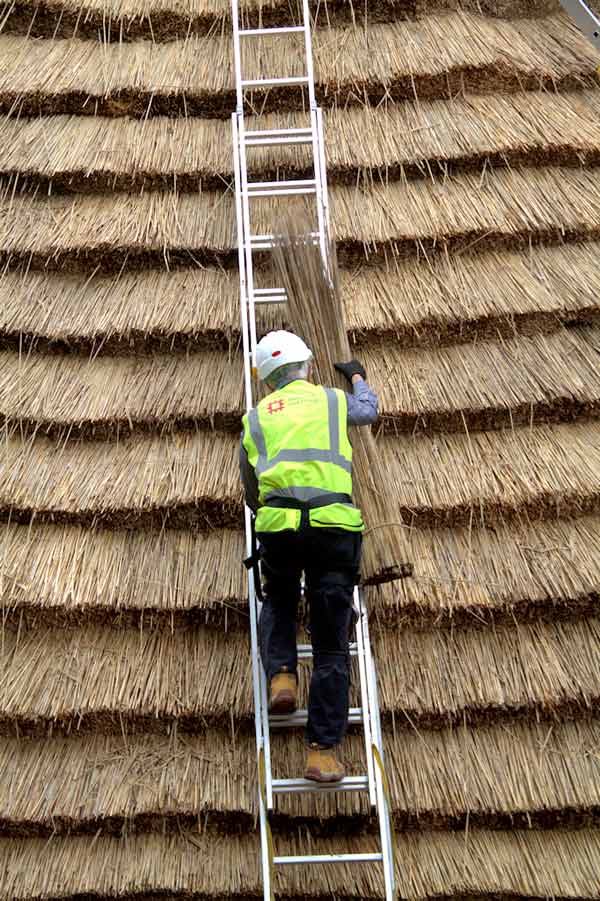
[255,330,313,382]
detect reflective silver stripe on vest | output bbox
[250,387,351,477]
[325,388,340,459]
[247,406,267,461]
[264,487,352,506]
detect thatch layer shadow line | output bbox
[2,69,599,120]
[0,0,561,42]
[1,805,600,840]
[1,304,599,361]
[2,489,599,531]
[0,502,241,530]
[3,227,600,276]
[4,395,599,441]
[1,693,599,739]
[1,590,599,633]
[4,147,600,198]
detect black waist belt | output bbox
[265,492,352,511]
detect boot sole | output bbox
[304,767,345,783]
[269,691,297,716]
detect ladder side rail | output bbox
[231,0,244,112]
[315,107,333,281]
[301,0,317,109]
[368,635,396,901]
[232,113,253,409]
[233,111,272,901]
[237,112,260,369]
[359,589,396,899]
[249,516,273,901]
[353,587,377,812]
[559,0,600,47]
[310,107,328,275]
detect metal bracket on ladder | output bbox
[231,0,396,898]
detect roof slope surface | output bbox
[0,0,599,897]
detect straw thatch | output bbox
[0,522,247,628]
[0,428,241,528]
[0,13,598,118]
[1,826,600,898]
[0,347,245,437]
[0,0,563,41]
[3,88,600,192]
[2,419,599,529]
[1,241,599,353]
[2,165,600,272]
[372,512,600,627]
[0,0,599,891]
[3,324,600,437]
[1,512,598,630]
[2,716,600,835]
[1,617,598,736]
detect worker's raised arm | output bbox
[334,359,378,427]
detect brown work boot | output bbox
[269,672,297,715]
[305,745,345,783]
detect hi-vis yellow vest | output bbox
[242,380,364,533]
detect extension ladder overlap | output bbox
[230,1,396,898]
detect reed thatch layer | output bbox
[0,14,597,118]
[0,0,562,41]
[3,89,600,193]
[2,717,600,836]
[1,243,598,353]
[0,347,245,437]
[375,616,600,726]
[1,617,598,735]
[1,827,600,898]
[3,325,599,438]
[1,166,600,273]
[378,419,600,528]
[1,420,600,529]
[344,241,600,346]
[373,513,600,628]
[0,267,245,353]
[0,523,247,627]
[2,513,598,631]
[0,429,241,529]
[371,325,600,434]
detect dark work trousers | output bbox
[257,520,362,748]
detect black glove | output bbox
[334,359,367,385]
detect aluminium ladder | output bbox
[230,1,396,898]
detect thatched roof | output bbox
[1,0,600,894]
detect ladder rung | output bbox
[252,288,287,304]
[270,707,362,728]
[246,179,317,198]
[241,76,310,88]
[250,230,320,250]
[245,127,313,148]
[239,25,306,35]
[274,852,383,865]
[272,775,368,794]
[297,642,358,659]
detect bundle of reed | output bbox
[272,216,412,585]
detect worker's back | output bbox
[242,379,363,534]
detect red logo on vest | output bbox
[267,399,285,414]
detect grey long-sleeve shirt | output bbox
[239,378,378,513]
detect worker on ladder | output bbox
[240,329,378,783]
